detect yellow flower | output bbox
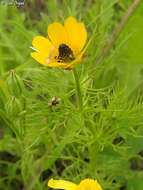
[31,16,87,69]
[48,178,102,190]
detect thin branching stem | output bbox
[73,68,83,111]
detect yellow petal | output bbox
[77,179,102,190]
[31,52,48,66]
[66,50,84,69]
[48,22,68,47]
[47,62,69,69]
[64,16,87,55]
[48,179,77,190]
[31,52,70,69]
[32,36,53,54]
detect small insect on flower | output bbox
[48,178,102,190]
[31,16,87,69]
[56,43,75,63]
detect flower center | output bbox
[56,43,75,63]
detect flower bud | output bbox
[7,70,24,97]
[5,96,22,118]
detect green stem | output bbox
[73,68,83,111]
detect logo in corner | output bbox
[15,0,25,6]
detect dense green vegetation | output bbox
[0,0,143,189]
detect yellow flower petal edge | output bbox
[31,16,87,69]
[48,179,77,190]
[78,179,102,190]
[48,178,102,190]
[64,16,87,55]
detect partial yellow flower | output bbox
[48,178,102,190]
[31,16,87,69]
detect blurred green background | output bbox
[0,0,143,190]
